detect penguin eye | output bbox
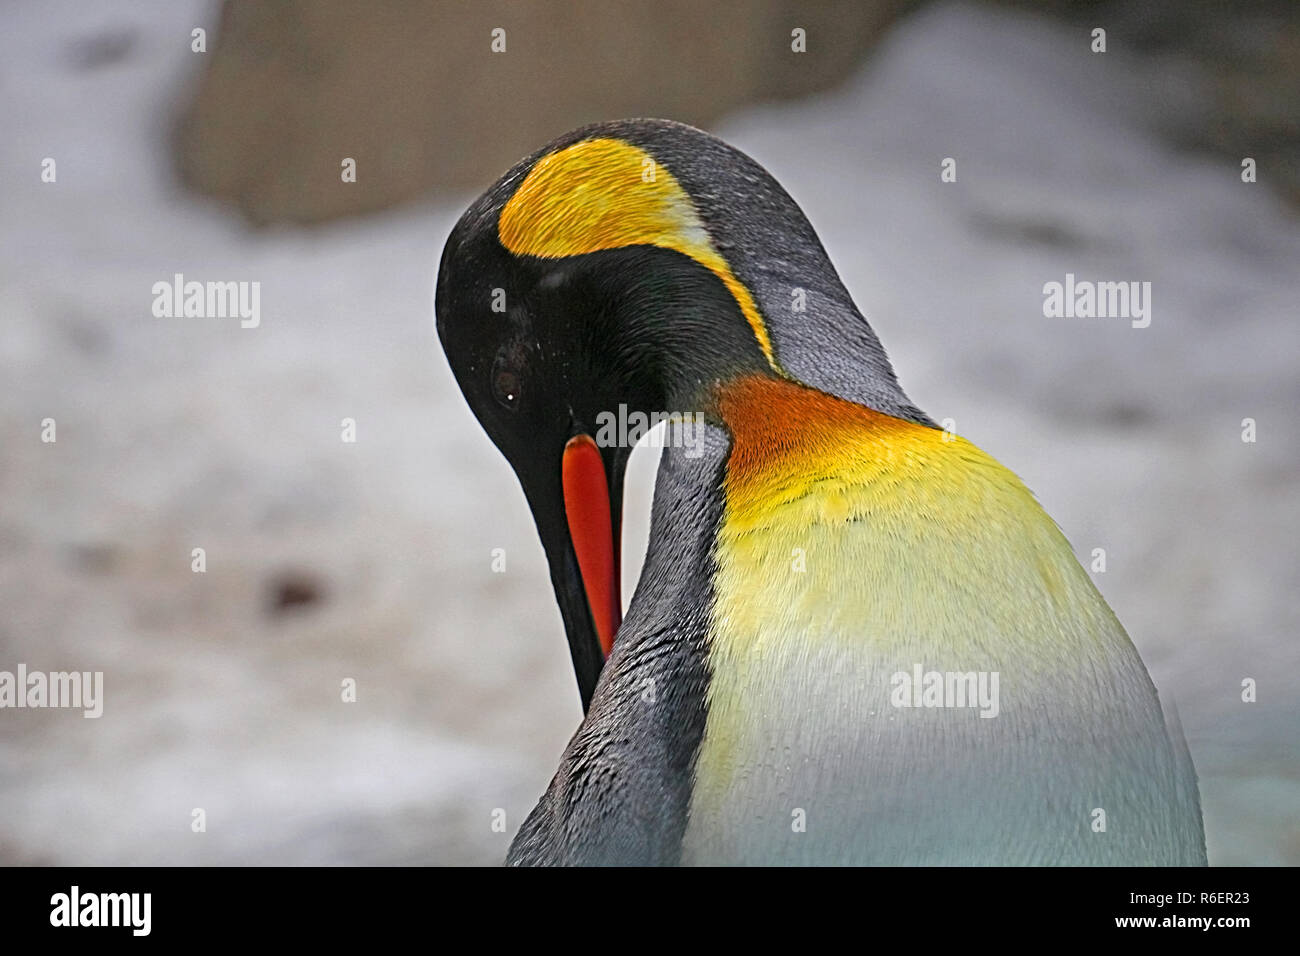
[491,354,523,411]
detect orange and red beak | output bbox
[527,431,626,711]
[561,434,622,658]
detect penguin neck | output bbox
[748,283,934,427]
[644,294,932,431]
[614,421,730,659]
[585,238,930,427]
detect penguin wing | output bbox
[507,619,706,866]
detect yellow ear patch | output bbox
[498,137,777,369]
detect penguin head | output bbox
[436,119,923,708]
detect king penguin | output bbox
[435,119,1207,866]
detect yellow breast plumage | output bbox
[683,376,1195,864]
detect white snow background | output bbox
[1,0,1297,864]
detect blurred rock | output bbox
[175,0,912,224]
[65,26,138,72]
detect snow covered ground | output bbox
[1,1,1296,865]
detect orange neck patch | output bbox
[717,376,943,512]
[498,137,777,370]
